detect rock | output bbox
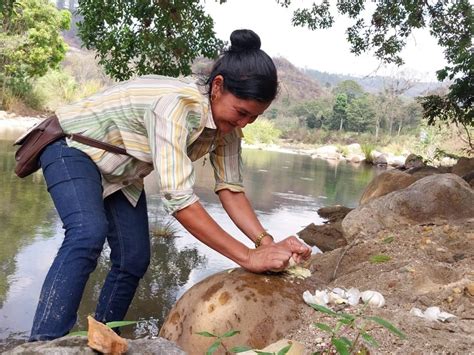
[297,222,347,252]
[359,170,417,205]
[405,154,425,169]
[374,154,388,166]
[317,205,353,222]
[406,166,442,180]
[240,339,305,354]
[159,269,308,353]
[311,145,341,160]
[343,174,474,241]
[387,155,405,168]
[5,336,184,354]
[452,157,474,178]
[462,171,474,188]
[346,143,362,154]
[349,154,364,163]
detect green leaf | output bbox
[382,236,394,244]
[67,330,88,336]
[105,320,137,328]
[206,340,221,355]
[310,304,339,317]
[338,318,353,325]
[221,329,240,338]
[230,346,253,352]
[369,254,392,263]
[314,322,333,333]
[332,338,350,355]
[255,352,274,355]
[196,331,217,338]
[337,313,356,321]
[277,344,292,355]
[339,337,352,347]
[367,317,406,339]
[361,331,379,347]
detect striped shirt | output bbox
[56,75,244,214]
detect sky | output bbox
[203,0,448,82]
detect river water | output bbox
[0,130,376,350]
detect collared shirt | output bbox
[56,75,244,214]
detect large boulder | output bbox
[343,174,474,241]
[452,157,474,177]
[406,166,442,180]
[405,154,425,169]
[5,336,184,354]
[311,145,341,160]
[359,170,417,205]
[159,269,310,353]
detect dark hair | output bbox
[206,29,278,103]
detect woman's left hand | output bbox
[274,236,312,264]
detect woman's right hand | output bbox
[241,236,312,273]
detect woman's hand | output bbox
[276,236,312,264]
[241,236,312,273]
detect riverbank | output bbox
[0,111,459,169]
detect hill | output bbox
[303,68,445,98]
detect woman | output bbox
[30,29,311,341]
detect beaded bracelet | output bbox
[254,231,274,248]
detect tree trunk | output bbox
[339,118,343,131]
[397,121,403,136]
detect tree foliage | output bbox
[76,0,223,81]
[0,0,70,95]
[277,0,473,128]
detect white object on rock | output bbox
[360,290,385,307]
[410,306,456,322]
[346,288,361,306]
[303,290,329,306]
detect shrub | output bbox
[243,118,281,145]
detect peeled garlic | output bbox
[346,288,361,306]
[360,290,385,307]
[303,290,329,306]
[410,306,456,322]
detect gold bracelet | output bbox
[254,231,274,248]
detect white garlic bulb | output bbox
[360,290,385,307]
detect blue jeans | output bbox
[30,139,151,341]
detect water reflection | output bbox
[0,142,375,350]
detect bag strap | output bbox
[67,133,130,156]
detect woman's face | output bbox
[210,76,271,134]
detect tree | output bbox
[291,97,332,129]
[277,0,473,129]
[332,80,364,103]
[76,0,223,81]
[346,94,375,133]
[331,93,348,131]
[0,0,70,101]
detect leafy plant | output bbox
[309,304,405,355]
[360,143,375,164]
[196,329,292,355]
[243,118,282,145]
[68,320,137,336]
[369,254,392,263]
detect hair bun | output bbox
[229,29,261,52]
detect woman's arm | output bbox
[217,189,273,246]
[174,200,304,273]
[218,189,312,263]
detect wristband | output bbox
[254,231,274,248]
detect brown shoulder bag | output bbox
[14,115,129,178]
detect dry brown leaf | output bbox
[87,315,128,354]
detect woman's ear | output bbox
[211,75,224,98]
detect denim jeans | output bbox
[30,139,151,341]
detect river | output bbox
[0,131,376,350]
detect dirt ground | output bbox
[288,219,474,354]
